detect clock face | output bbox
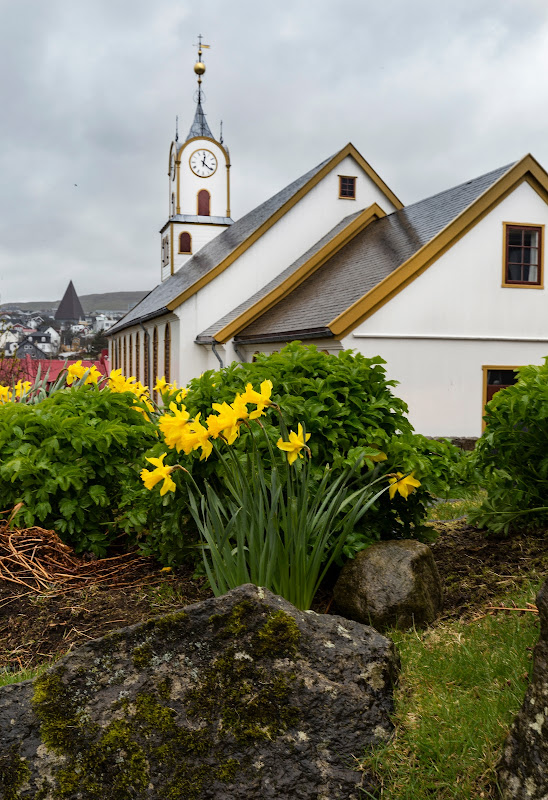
[189,149,218,178]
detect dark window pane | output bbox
[523,231,539,247]
[508,247,522,263]
[508,230,523,245]
[340,177,356,198]
[508,264,522,280]
[488,370,518,385]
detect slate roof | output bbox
[108,152,335,335]
[55,281,85,322]
[233,162,516,343]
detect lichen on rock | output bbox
[0,584,399,799]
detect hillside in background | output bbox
[1,291,151,314]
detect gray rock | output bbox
[333,539,443,631]
[0,583,399,800]
[498,579,548,800]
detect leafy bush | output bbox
[0,385,157,555]
[470,358,548,533]
[138,343,466,564]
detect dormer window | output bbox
[339,176,356,199]
[503,223,544,288]
[179,232,192,254]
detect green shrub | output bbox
[0,385,157,555]
[138,343,466,564]
[470,358,548,533]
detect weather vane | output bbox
[193,34,210,99]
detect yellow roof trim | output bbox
[214,203,387,343]
[329,154,548,338]
[166,144,401,312]
[345,143,404,210]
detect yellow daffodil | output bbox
[277,424,311,465]
[241,380,274,419]
[176,413,213,460]
[0,385,12,404]
[175,388,188,402]
[388,471,421,500]
[140,452,177,496]
[208,395,249,444]
[154,376,168,393]
[66,361,102,386]
[66,361,85,385]
[14,380,32,398]
[159,403,191,451]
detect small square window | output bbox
[339,176,356,199]
[503,224,543,287]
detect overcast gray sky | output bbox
[2,0,548,304]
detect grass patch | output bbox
[428,490,487,521]
[0,662,49,688]
[358,581,541,799]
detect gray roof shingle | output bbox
[108,152,335,335]
[234,162,515,342]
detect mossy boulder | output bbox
[0,584,399,799]
[333,539,443,631]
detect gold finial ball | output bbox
[194,61,206,76]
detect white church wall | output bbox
[342,335,547,437]
[170,221,230,275]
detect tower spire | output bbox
[186,35,213,141]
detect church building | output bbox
[108,41,548,438]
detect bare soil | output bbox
[1,522,546,673]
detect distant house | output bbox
[15,339,48,360]
[0,329,18,356]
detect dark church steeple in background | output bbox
[55,281,85,323]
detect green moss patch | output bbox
[29,605,303,798]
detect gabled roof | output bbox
[233,160,523,344]
[55,281,85,321]
[109,143,398,336]
[196,203,387,343]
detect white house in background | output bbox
[0,329,18,356]
[107,49,548,438]
[44,326,61,347]
[93,314,116,333]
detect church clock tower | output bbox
[161,37,233,282]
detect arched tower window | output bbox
[164,323,171,384]
[135,332,140,382]
[197,189,210,216]
[179,232,192,254]
[171,193,176,216]
[153,327,158,402]
[128,333,133,377]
